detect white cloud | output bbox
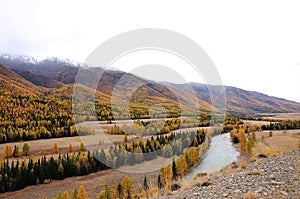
[0,0,299,102]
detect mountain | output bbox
[0,54,299,114]
[0,64,46,95]
[0,54,85,74]
[12,69,63,88]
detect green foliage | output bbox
[0,152,104,193]
[124,134,128,142]
[79,142,85,152]
[143,175,149,191]
[97,184,112,199]
[22,142,30,156]
[72,188,79,199]
[56,192,63,199]
[13,145,20,157]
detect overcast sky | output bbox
[0,0,299,102]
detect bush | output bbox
[22,143,30,156]
[266,148,277,156]
[13,145,20,157]
[52,143,58,153]
[238,159,247,169]
[79,142,85,151]
[269,131,273,137]
[244,191,257,199]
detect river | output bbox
[184,133,239,182]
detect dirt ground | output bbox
[253,129,300,154]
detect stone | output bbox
[281,191,288,196]
[263,192,268,196]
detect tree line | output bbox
[0,129,207,193]
[261,120,300,131]
[43,130,210,199]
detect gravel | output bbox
[160,149,299,199]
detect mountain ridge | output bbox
[0,54,299,114]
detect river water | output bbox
[184,133,239,182]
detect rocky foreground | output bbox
[162,149,299,199]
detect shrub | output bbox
[22,143,30,156]
[246,170,261,175]
[244,191,257,199]
[13,145,20,157]
[4,144,13,158]
[52,143,58,154]
[68,144,73,152]
[124,134,128,142]
[266,148,277,156]
[79,142,85,151]
[238,159,247,169]
[269,131,273,137]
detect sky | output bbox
[0,0,299,102]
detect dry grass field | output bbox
[263,112,300,120]
[253,129,300,155]
[243,120,272,126]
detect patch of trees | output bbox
[230,127,256,156]
[0,93,75,143]
[0,152,106,193]
[4,143,30,158]
[49,185,89,199]
[0,93,99,144]
[261,120,300,131]
[114,117,216,137]
[95,129,206,168]
[50,176,134,199]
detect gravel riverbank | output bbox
[161,149,299,199]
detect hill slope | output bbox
[0,54,299,114]
[0,64,46,95]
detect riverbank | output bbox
[163,149,299,198]
[161,130,300,198]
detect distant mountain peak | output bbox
[0,53,88,69]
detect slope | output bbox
[0,64,46,95]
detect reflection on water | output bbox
[184,133,239,182]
